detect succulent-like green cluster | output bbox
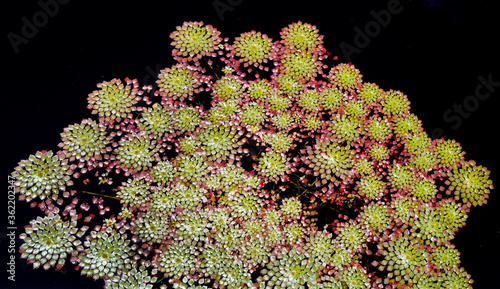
[12,21,493,288]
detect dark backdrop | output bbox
[2,0,499,288]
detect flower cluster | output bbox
[12,21,493,289]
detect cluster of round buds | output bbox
[328,63,362,91]
[170,21,222,62]
[13,150,73,202]
[280,21,324,55]
[79,228,136,280]
[303,136,355,185]
[446,160,493,207]
[87,78,140,124]
[156,64,203,102]
[11,21,494,289]
[59,118,112,162]
[257,248,320,288]
[19,212,83,270]
[231,30,274,68]
[195,120,246,162]
[104,264,158,289]
[114,132,161,173]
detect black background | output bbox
[2,0,499,288]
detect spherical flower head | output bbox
[390,196,418,224]
[79,229,135,280]
[365,117,392,141]
[359,202,390,235]
[258,248,320,288]
[393,113,422,138]
[358,82,384,106]
[431,243,461,270]
[247,79,272,100]
[157,64,201,102]
[304,231,334,265]
[280,197,302,219]
[357,173,385,200]
[173,106,202,133]
[275,73,303,96]
[405,131,432,155]
[272,112,295,131]
[305,138,354,183]
[115,132,160,173]
[150,160,175,186]
[436,267,473,289]
[116,178,151,209]
[334,220,367,253]
[280,21,323,54]
[240,102,267,127]
[232,30,274,66]
[59,118,111,162]
[298,89,321,112]
[382,89,410,117]
[87,78,139,123]
[104,264,158,289]
[388,163,415,191]
[378,233,429,286]
[411,178,437,202]
[174,154,209,183]
[170,21,222,61]
[446,160,493,207]
[212,75,245,101]
[256,151,289,182]
[329,63,362,91]
[329,114,363,143]
[132,212,171,244]
[433,139,465,169]
[196,121,245,161]
[321,86,344,111]
[20,212,81,270]
[369,143,390,162]
[13,150,73,202]
[263,131,293,153]
[414,204,454,244]
[157,241,199,279]
[337,265,370,289]
[281,51,321,81]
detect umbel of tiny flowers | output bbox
[11,20,493,289]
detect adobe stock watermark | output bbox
[431,73,499,139]
[7,0,71,54]
[212,0,244,22]
[339,0,404,62]
[6,175,17,282]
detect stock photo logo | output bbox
[431,73,499,139]
[7,20,494,289]
[7,0,71,54]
